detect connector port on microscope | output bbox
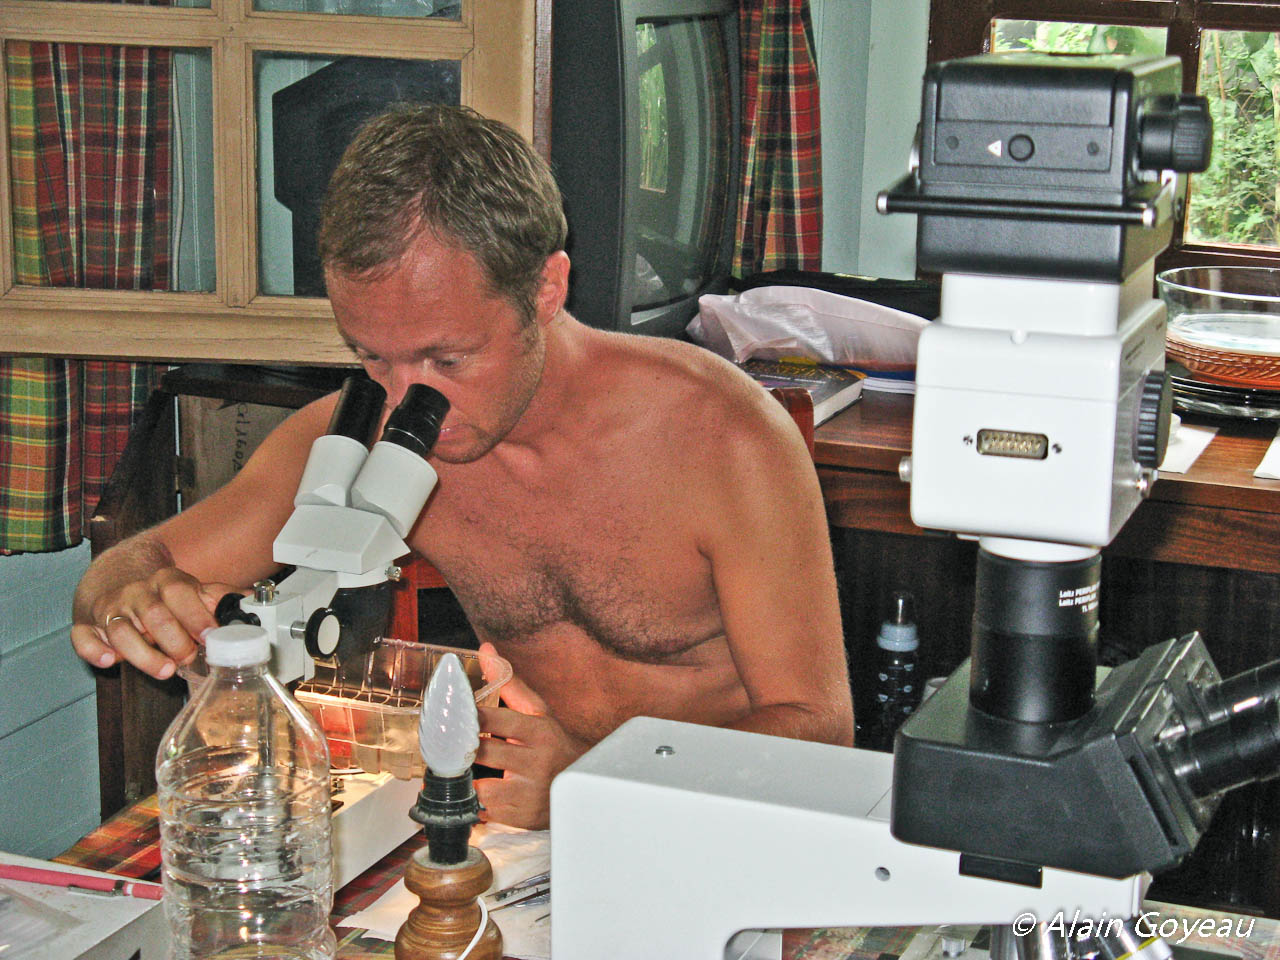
[976,429,1049,460]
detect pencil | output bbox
[0,862,163,900]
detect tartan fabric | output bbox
[0,36,169,552]
[0,43,78,552]
[734,0,823,277]
[53,794,164,879]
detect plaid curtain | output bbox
[1,38,170,553]
[734,0,823,276]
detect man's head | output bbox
[318,102,567,323]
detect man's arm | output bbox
[700,383,855,747]
[70,396,337,678]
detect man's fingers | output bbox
[495,674,551,718]
[475,728,531,771]
[99,618,178,680]
[477,641,552,717]
[477,641,505,684]
[474,776,509,824]
[70,623,118,669]
[478,704,544,742]
[474,775,546,831]
[145,589,216,663]
[199,582,248,617]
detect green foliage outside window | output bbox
[994,20,1280,251]
[637,23,669,193]
[1189,32,1280,249]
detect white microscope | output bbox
[213,377,450,887]
[551,53,1280,959]
[217,377,447,685]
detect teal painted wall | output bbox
[0,543,100,858]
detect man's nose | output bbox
[383,364,447,413]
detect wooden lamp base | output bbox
[395,845,504,960]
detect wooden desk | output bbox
[814,391,1280,573]
[56,795,1280,959]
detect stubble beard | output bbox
[433,324,547,465]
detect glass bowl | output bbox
[1157,266,1280,389]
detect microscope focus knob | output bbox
[214,591,261,627]
[302,608,341,659]
[1139,94,1212,173]
[1135,370,1173,469]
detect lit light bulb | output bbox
[418,653,480,778]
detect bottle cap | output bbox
[889,590,915,626]
[877,590,919,652]
[204,623,272,667]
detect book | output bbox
[738,358,865,425]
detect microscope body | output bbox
[549,52,1261,960]
[909,268,1166,550]
[225,381,447,685]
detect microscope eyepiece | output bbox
[381,384,450,459]
[1171,663,1280,799]
[325,377,387,445]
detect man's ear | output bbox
[535,251,571,325]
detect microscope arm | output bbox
[551,718,1147,960]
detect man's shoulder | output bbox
[592,329,750,399]
[588,331,799,448]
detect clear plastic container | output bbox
[295,639,511,779]
[158,624,335,960]
[181,638,511,780]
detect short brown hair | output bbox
[318,103,567,321]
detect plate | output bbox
[1166,313,1280,388]
[1168,361,1280,420]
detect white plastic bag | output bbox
[689,285,928,370]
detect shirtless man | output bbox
[71,103,853,829]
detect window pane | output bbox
[173,49,217,292]
[6,41,214,292]
[255,53,461,297]
[253,0,459,18]
[1186,31,1280,250]
[631,16,733,315]
[637,23,668,193]
[991,20,1167,56]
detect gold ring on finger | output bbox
[104,614,131,629]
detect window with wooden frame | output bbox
[929,0,1280,273]
[0,0,541,365]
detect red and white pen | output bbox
[0,862,163,900]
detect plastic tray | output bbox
[182,638,511,780]
[296,639,510,779]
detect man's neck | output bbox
[487,310,595,469]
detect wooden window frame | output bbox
[928,0,1280,273]
[0,0,545,364]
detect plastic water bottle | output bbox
[156,624,336,959]
[863,590,922,752]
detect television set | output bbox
[551,0,741,339]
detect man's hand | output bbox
[71,566,244,680]
[474,642,591,830]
